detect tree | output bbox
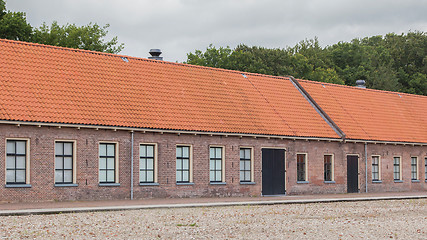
[0,0,124,53]
[32,21,124,54]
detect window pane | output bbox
[209,171,215,181]
[16,141,26,154]
[147,171,154,182]
[182,171,189,182]
[240,171,244,181]
[140,145,146,157]
[6,141,15,154]
[55,170,63,183]
[140,159,146,169]
[245,172,251,181]
[107,144,115,156]
[216,148,222,158]
[176,159,182,170]
[245,160,251,170]
[147,158,153,169]
[64,157,73,169]
[183,159,189,169]
[107,158,115,169]
[55,142,63,155]
[140,171,146,182]
[147,145,154,157]
[64,143,73,155]
[245,149,251,159]
[176,147,181,158]
[176,172,182,182]
[56,157,63,169]
[209,160,215,170]
[216,160,222,170]
[16,170,25,182]
[107,170,115,182]
[240,149,244,159]
[240,161,244,171]
[99,157,106,170]
[6,156,15,168]
[182,147,189,158]
[217,172,222,181]
[6,170,14,182]
[16,156,26,168]
[64,170,73,183]
[99,144,106,156]
[210,148,215,158]
[99,171,106,182]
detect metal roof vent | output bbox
[148,49,163,60]
[356,80,366,88]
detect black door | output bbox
[262,149,286,195]
[347,155,359,193]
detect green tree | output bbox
[0,0,32,41]
[32,21,124,54]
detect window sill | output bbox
[5,184,32,188]
[240,181,256,185]
[210,182,226,185]
[394,180,403,183]
[411,180,420,183]
[297,181,309,184]
[372,180,382,183]
[55,183,78,187]
[99,183,120,187]
[176,182,194,186]
[139,182,159,186]
[324,181,335,184]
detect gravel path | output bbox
[0,199,426,239]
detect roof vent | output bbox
[356,80,366,88]
[148,49,163,60]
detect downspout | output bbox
[365,142,368,193]
[130,131,134,200]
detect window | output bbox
[393,157,401,181]
[140,144,155,183]
[411,157,418,180]
[99,143,117,183]
[324,155,333,182]
[240,148,252,182]
[210,147,223,182]
[372,156,380,181]
[425,157,427,181]
[55,142,74,184]
[6,140,27,184]
[297,154,307,182]
[176,146,190,183]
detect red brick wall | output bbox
[0,124,426,202]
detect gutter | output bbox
[130,131,134,200]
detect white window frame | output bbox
[139,143,158,184]
[239,147,254,183]
[54,140,77,185]
[411,156,418,181]
[324,154,334,182]
[393,156,402,181]
[371,155,381,181]
[176,144,193,184]
[98,141,119,184]
[209,145,225,183]
[296,153,308,182]
[5,138,30,185]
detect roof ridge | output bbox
[0,38,291,82]
[298,78,427,98]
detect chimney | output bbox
[355,80,366,88]
[148,49,163,60]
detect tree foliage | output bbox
[0,0,123,53]
[186,32,427,95]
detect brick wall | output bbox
[0,124,426,202]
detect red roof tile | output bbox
[0,39,339,138]
[299,80,427,143]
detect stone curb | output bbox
[0,195,426,216]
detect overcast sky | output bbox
[7,0,427,62]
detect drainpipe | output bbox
[130,131,134,200]
[365,142,368,193]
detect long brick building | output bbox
[0,39,426,202]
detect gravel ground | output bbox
[0,199,426,239]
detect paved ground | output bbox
[1,198,426,239]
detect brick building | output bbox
[0,39,426,202]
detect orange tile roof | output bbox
[0,39,339,139]
[299,80,427,143]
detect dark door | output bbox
[262,149,286,195]
[347,155,359,193]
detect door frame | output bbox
[346,154,360,193]
[261,147,287,196]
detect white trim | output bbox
[296,153,308,182]
[239,146,254,183]
[324,154,334,182]
[411,156,419,180]
[371,155,381,181]
[176,144,193,183]
[393,156,402,181]
[209,145,225,183]
[98,141,119,184]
